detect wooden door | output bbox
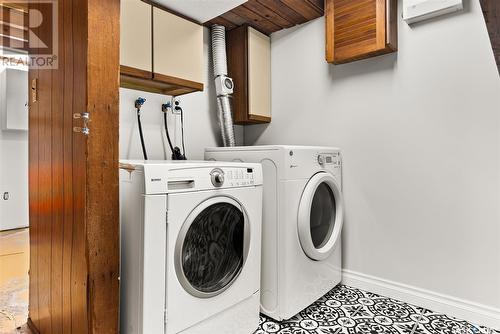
[28,0,120,333]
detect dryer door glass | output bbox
[179,201,246,297]
[298,172,344,261]
[310,182,336,248]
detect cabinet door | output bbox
[325,0,397,64]
[153,8,204,84]
[248,27,271,122]
[120,0,152,72]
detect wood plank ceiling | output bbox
[480,0,500,73]
[206,0,324,35]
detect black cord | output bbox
[137,112,148,160]
[163,104,186,160]
[180,107,187,159]
[163,112,175,154]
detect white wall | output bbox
[0,67,29,231]
[120,28,243,161]
[246,0,500,312]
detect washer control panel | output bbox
[219,167,255,187]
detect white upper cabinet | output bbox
[120,0,152,72]
[248,27,271,121]
[153,7,204,84]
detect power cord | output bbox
[135,97,148,160]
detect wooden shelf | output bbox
[120,65,204,96]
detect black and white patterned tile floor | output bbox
[255,285,500,334]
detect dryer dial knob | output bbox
[317,155,325,165]
[211,169,225,187]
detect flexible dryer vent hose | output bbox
[211,24,236,147]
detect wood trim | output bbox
[120,65,152,80]
[120,72,203,97]
[86,0,120,332]
[375,0,387,50]
[480,0,500,74]
[153,72,203,91]
[248,114,271,123]
[325,0,334,62]
[386,0,398,50]
[227,25,249,124]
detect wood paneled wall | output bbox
[28,0,120,333]
[480,0,500,73]
[205,0,324,35]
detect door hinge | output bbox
[73,126,90,136]
[73,112,90,136]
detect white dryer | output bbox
[205,146,344,321]
[119,160,263,333]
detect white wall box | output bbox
[1,68,28,131]
[403,0,463,24]
[120,0,204,96]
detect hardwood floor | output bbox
[0,228,29,333]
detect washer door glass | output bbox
[177,198,248,298]
[298,172,344,261]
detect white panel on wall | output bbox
[0,68,29,131]
[403,0,463,24]
[245,0,500,326]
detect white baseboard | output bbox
[342,269,500,330]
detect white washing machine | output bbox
[119,160,263,333]
[205,146,344,321]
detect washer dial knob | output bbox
[317,155,326,165]
[210,169,225,187]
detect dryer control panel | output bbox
[316,153,341,168]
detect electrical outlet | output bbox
[172,97,182,115]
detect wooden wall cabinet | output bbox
[325,0,398,64]
[228,26,271,125]
[120,0,204,96]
